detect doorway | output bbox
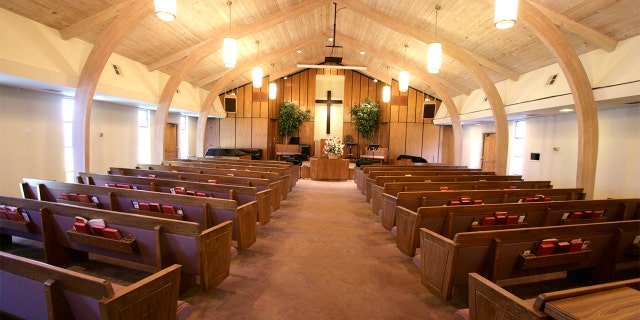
[164,123,178,160]
[481,132,496,172]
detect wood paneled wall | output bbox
[205,67,452,162]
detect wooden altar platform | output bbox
[309,157,349,181]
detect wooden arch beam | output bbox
[147,0,328,72]
[334,33,463,165]
[155,33,325,162]
[342,0,520,81]
[60,1,134,40]
[519,0,598,198]
[529,2,618,52]
[72,0,153,174]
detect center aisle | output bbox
[183,179,462,319]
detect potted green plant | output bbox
[351,98,380,145]
[278,101,311,144]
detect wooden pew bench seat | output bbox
[0,251,190,320]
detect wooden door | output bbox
[164,123,178,160]
[481,132,496,172]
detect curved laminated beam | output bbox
[519,0,598,198]
[151,1,328,163]
[72,0,153,174]
[339,2,509,173]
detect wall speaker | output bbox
[423,103,436,118]
[224,96,237,113]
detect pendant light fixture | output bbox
[269,63,277,99]
[399,44,409,93]
[252,41,263,88]
[223,1,237,68]
[382,66,391,103]
[154,0,176,21]
[427,5,442,74]
[494,0,519,29]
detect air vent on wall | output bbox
[547,74,558,85]
[112,64,121,76]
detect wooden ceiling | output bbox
[2,0,639,99]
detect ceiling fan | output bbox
[297,2,367,70]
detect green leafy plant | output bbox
[278,101,311,143]
[351,98,380,145]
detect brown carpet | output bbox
[181,179,463,319]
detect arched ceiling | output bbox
[2,0,639,99]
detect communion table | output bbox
[309,157,349,181]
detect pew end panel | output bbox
[198,221,233,290]
[467,273,548,320]
[395,206,421,256]
[420,228,460,300]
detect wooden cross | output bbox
[315,90,343,134]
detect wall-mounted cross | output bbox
[315,90,343,134]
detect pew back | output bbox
[398,198,640,257]
[0,251,183,320]
[420,220,640,301]
[21,178,257,250]
[78,172,272,225]
[381,187,585,230]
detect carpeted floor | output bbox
[180,179,465,319]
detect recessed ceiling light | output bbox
[296,49,302,54]
[328,37,334,42]
[373,79,378,83]
[559,108,574,112]
[359,51,365,55]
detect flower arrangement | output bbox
[323,136,345,158]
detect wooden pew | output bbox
[78,172,273,226]
[165,158,299,189]
[21,178,258,250]
[0,195,232,291]
[355,165,475,192]
[0,251,189,320]
[109,166,283,211]
[398,198,640,257]
[137,163,290,201]
[366,174,523,204]
[461,273,640,320]
[380,188,585,231]
[419,220,640,301]
[373,180,554,216]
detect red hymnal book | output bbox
[116,184,132,189]
[481,216,496,226]
[592,210,605,218]
[60,192,71,200]
[449,200,461,206]
[106,183,116,188]
[149,203,161,212]
[102,228,122,240]
[506,215,518,224]
[569,239,583,252]
[5,207,22,221]
[569,211,583,220]
[554,241,571,254]
[68,193,78,201]
[534,239,557,256]
[76,194,91,203]
[494,215,507,225]
[90,225,105,237]
[195,192,207,197]
[460,197,472,205]
[208,180,217,184]
[73,222,92,235]
[186,191,196,196]
[524,197,537,202]
[161,205,176,214]
[473,199,484,205]
[138,202,150,211]
[439,187,448,191]
[544,197,552,202]
[174,187,185,194]
[582,210,594,219]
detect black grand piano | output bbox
[205,148,263,160]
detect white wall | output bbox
[0,85,66,197]
[460,106,640,199]
[0,85,150,196]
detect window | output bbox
[62,99,75,182]
[509,120,526,175]
[179,116,189,159]
[138,109,151,163]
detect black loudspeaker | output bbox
[224,96,237,113]
[300,144,310,160]
[423,103,436,118]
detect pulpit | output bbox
[309,157,349,181]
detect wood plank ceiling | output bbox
[2,0,639,99]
